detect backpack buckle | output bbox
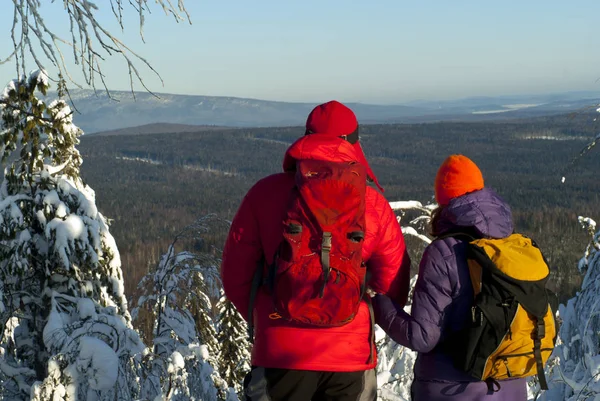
[536,320,545,339]
[322,232,332,251]
[320,233,333,298]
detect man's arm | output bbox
[221,189,262,321]
[366,194,411,307]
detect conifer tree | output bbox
[537,217,600,401]
[0,71,145,400]
[217,297,251,395]
[133,215,228,399]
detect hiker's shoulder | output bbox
[248,172,294,195]
[427,235,463,262]
[365,186,392,214]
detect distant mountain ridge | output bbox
[61,88,600,133]
[92,122,228,136]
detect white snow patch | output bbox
[43,307,70,350]
[247,137,291,146]
[116,156,239,176]
[168,351,185,373]
[77,298,97,320]
[522,135,588,141]
[389,200,436,214]
[29,69,49,87]
[77,336,119,390]
[402,226,432,244]
[579,216,597,232]
[472,104,543,115]
[117,156,162,165]
[46,215,86,268]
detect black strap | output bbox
[436,230,478,242]
[534,319,549,390]
[267,249,278,293]
[365,295,376,365]
[360,269,371,300]
[247,256,265,343]
[485,378,501,393]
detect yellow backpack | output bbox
[443,233,558,391]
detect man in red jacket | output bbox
[221,100,411,401]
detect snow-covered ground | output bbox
[116,156,239,176]
[247,137,291,146]
[521,135,589,141]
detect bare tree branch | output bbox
[5,0,191,98]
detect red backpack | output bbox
[267,158,368,326]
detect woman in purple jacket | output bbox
[373,155,527,400]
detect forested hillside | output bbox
[78,114,600,303]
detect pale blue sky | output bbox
[1,1,599,104]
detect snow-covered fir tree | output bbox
[216,296,251,395]
[133,215,235,400]
[535,216,600,401]
[0,71,145,400]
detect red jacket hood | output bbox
[283,135,359,169]
[283,135,383,191]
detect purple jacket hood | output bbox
[433,187,513,239]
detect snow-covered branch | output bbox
[132,215,237,399]
[389,200,436,245]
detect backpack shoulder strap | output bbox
[533,317,550,390]
[247,255,265,343]
[436,230,478,242]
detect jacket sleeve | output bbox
[220,188,263,321]
[366,194,411,307]
[372,242,453,353]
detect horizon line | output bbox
[56,87,600,108]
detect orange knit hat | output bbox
[434,155,484,206]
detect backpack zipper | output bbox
[501,299,514,340]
